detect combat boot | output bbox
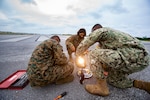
[133,80,150,94]
[55,75,74,85]
[85,79,109,96]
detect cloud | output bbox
[0,0,149,37]
[0,12,8,20]
[20,0,37,4]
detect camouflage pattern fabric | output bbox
[66,35,84,56]
[27,39,74,87]
[76,27,150,88]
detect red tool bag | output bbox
[0,70,29,90]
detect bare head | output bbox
[77,28,86,38]
[50,35,61,43]
[91,24,103,32]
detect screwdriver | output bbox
[53,92,67,100]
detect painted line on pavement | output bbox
[0,35,33,42]
[36,36,49,41]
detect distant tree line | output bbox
[0,31,35,35]
[0,31,149,41]
[136,37,150,41]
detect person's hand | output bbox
[83,50,89,54]
[96,44,100,49]
[71,45,75,52]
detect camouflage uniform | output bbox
[76,27,150,88]
[27,39,74,87]
[66,35,84,58]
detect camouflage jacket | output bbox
[29,39,67,68]
[76,27,149,66]
[66,35,84,50]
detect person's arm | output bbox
[66,36,76,52]
[53,42,68,65]
[76,29,105,56]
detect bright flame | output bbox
[78,56,84,65]
[76,56,85,68]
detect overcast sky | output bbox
[0,0,150,37]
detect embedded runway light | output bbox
[76,56,93,84]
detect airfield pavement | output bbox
[0,35,150,100]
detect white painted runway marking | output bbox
[36,36,49,41]
[0,35,33,42]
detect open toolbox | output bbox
[0,70,29,89]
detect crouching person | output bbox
[76,24,150,96]
[27,35,74,87]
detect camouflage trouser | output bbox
[89,48,149,88]
[27,62,74,87]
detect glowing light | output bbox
[78,56,84,64]
[76,56,85,68]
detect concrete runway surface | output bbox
[0,35,150,100]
